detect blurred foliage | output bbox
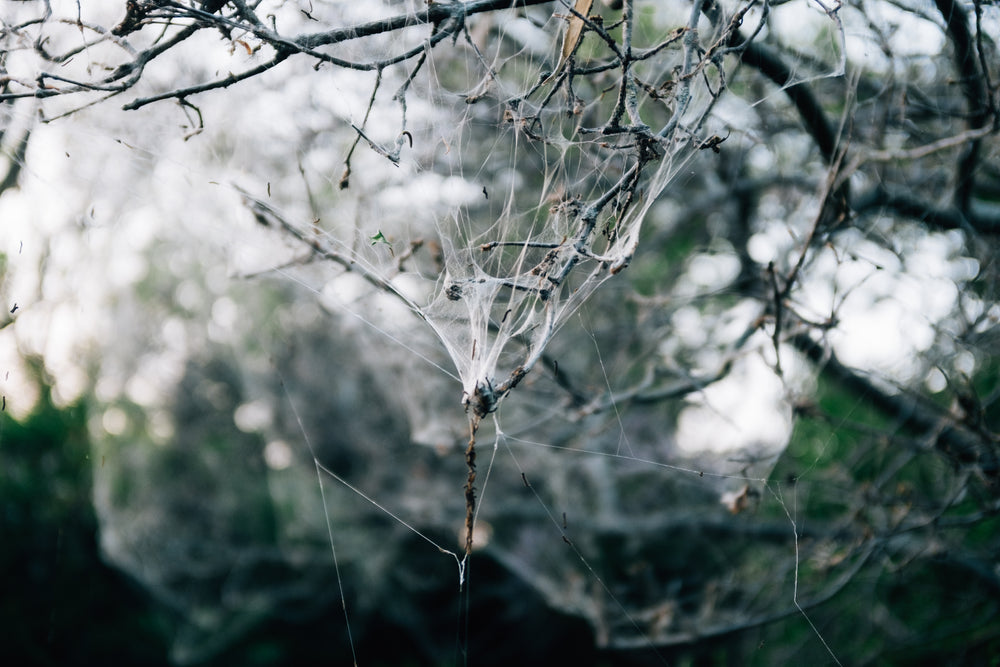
[760,361,1000,666]
[0,361,171,666]
[7,366,993,666]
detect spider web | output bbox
[8,0,996,665]
[2,0,843,661]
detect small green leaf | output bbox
[369,230,394,256]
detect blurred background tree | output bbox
[1,1,998,665]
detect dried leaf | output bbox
[548,0,594,82]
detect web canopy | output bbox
[233,0,812,421]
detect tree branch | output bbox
[790,333,999,486]
[934,0,995,212]
[852,185,1000,235]
[296,0,554,50]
